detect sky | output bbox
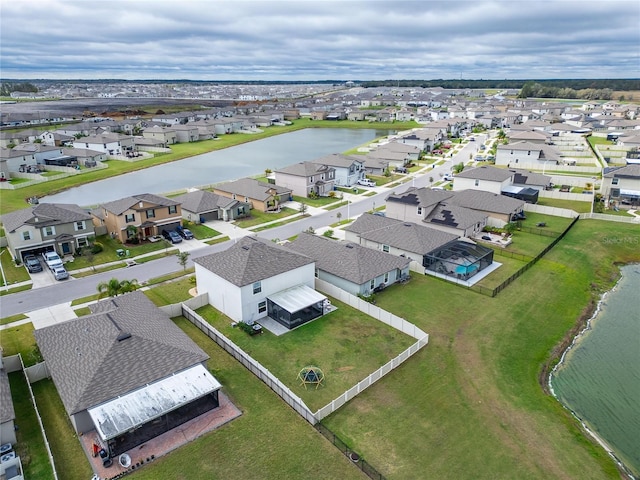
[1,0,639,81]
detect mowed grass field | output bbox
[322,219,640,479]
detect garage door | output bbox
[200,211,219,222]
[158,221,181,234]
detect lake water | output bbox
[45,128,390,206]
[550,264,640,477]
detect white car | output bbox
[52,266,69,281]
[357,179,376,187]
[42,251,63,270]
[443,173,453,181]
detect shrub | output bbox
[323,229,334,238]
[91,242,104,254]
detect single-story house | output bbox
[286,232,411,296]
[212,178,292,213]
[344,212,461,274]
[194,236,328,329]
[172,189,250,223]
[34,291,222,458]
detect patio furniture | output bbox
[119,453,132,468]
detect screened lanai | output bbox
[424,240,494,281]
[267,284,327,330]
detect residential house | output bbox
[142,125,178,146]
[62,147,107,166]
[0,203,94,261]
[34,291,223,457]
[11,143,66,166]
[360,155,390,175]
[397,128,442,152]
[495,141,561,168]
[286,232,410,296]
[212,178,292,212]
[344,212,460,274]
[194,236,327,329]
[172,124,200,143]
[368,141,421,167]
[602,164,640,207]
[385,188,488,237]
[93,193,182,243]
[347,110,366,121]
[311,154,364,187]
[453,166,514,194]
[274,162,336,197]
[172,189,250,223]
[447,189,526,227]
[72,133,135,156]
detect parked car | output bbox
[23,254,43,273]
[432,149,443,155]
[51,266,69,281]
[443,173,453,181]
[469,137,476,141]
[42,251,63,270]
[175,225,194,240]
[394,167,408,174]
[162,229,182,244]
[357,179,376,187]
[474,155,486,161]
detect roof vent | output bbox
[117,332,132,342]
[403,223,412,227]
[241,245,250,250]
[345,244,354,248]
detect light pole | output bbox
[0,249,7,288]
[347,199,350,221]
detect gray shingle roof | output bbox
[34,291,209,415]
[346,213,459,255]
[456,166,513,182]
[275,161,335,177]
[603,164,640,178]
[213,178,291,201]
[1,203,92,233]
[100,193,180,216]
[447,189,525,214]
[194,236,314,287]
[0,367,15,424]
[425,204,487,229]
[172,190,238,213]
[286,232,409,284]
[508,169,552,187]
[311,153,363,169]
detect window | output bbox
[22,231,31,241]
[125,213,135,223]
[417,206,423,215]
[527,151,531,155]
[382,244,390,253]
[612,178,619,185]
[43,226,55,236]
[75,221,85,231]
[253,281,262,294]
[370,279,375,290]
[384,272,389,283]
[146,209,156,219]
[475,179,479,186]
[258,301,267,314]
[168,205,177,215]
[77,237,89,247]
[315,268,319,278]
[310,176,314,183]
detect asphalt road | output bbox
[0,135,484,318]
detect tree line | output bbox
[359,79,639,91]
[517,82,615,100]
[0,82,39,96]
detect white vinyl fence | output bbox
[524,204,579,218]
[179,279,429,425]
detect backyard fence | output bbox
[581,212,640,224]
[4,354,59,479]
[180,304,317,425]
[538,190,593,202]
[471,215,580,297]
[524,203,579,218]
[315,423,387,480]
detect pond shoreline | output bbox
[546,264,639,480]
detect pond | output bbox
[550,264,640,477]
[45,128,391,206]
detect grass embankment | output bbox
[322,219,640,479]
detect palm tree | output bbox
[97,277,139,298]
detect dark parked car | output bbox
[394,167,408,174]
[162,229,182,244]
[176,225,194,240]
[23,254,43,273]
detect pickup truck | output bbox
[42,251,63,270]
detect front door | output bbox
[61,242,71,255]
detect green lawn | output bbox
[195,300,415,411]
[0,323,39,366]
[68,235,170,270]
[143,276,196,306]
[182,220,221,239]
[293,194,343,208]
[0,313,28,326]
[233,207,298,228]
[1,247,31,284]
[9,373,56,480]
[322,219,639,479]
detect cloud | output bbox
[1,0,638,80]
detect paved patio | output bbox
[80,391,241,479]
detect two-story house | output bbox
[602,164,640,208]
[142,125,178,146]
[92,193,182,243]
[274,162,336,197]
[495,141,561,168]
[72,133,135,156]
[311,154,364,187]
[1,203,95,261]
[194,236,327,329]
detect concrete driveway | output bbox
[29,268,60,289]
